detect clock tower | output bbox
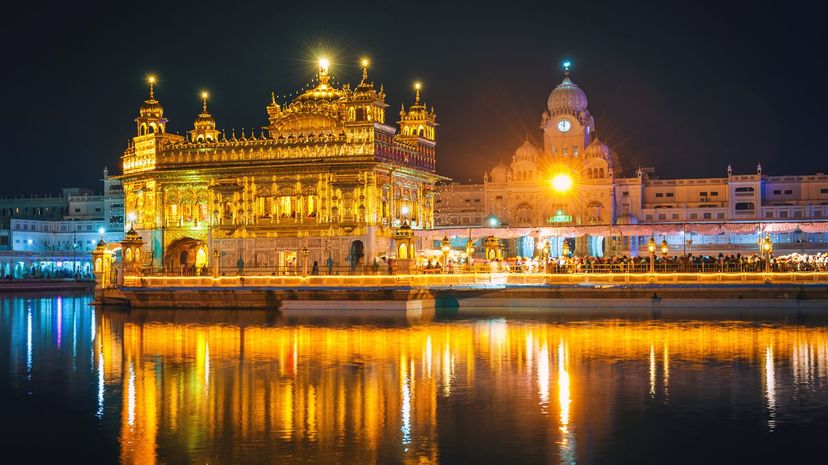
[540,62,595,160]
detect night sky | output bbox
[2,0,825,195]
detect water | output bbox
[1,294,828,464]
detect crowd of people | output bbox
[418,252,828,274]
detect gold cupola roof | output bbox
[139,76,164,118]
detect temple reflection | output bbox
[88,310,828,465]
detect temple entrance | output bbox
[348,240,364,272]
[165,237,208,275]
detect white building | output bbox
[434,67,828,257]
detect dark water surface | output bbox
[2,294,828,464]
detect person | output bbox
[372,257,380,274]
[311,260,319,275]
[236,256,245,276]
[326,255,334,275]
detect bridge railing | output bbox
[121,271,828,288]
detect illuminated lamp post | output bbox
[465,237,475,272]
[648,236,656,274]
[562,240,570,259]
[661,239,669,272]
[761,234,773,273]
[537,238,550,273]
[441,236,451,271]
[301,245,309,276]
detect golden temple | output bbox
[120,59,443,274]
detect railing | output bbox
[121,271,828,288]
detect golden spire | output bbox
[147,75,157,98]
[200,91,209,112]
[360,58,369,82]
[414,82,422,105]
[271,91,276,105]
[318,57,330,86]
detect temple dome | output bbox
[616,212,638,225]
[547,75,588,115]
[514,139,540,161]
[139,98,164,119]
[585,137,610,159]
[489,162,509,183]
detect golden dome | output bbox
[193,93,216,130]
[139,97,164,119]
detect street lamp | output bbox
[562,240,570,259]
[441,236,451,271]
[760,234,773,272]
[648,236,656,274]
[661,239,669,272]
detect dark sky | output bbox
[2,0,825,194]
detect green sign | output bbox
[546,214,573,223]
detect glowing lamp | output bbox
[147,75,156,84]
[562,60,571,69]
[660,239,669,256]
[201,91,209,100]
[319,57,330,72]
[98,227,106,237]
[414,81,422,90]
[441,236,450,254]
[647,236,656,254]
[551,173,574,192]
[361,58,369,67]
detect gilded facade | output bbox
[120,61,444,273]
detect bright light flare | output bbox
[550,173,574,193]
[201,91,209,100]
[319,57,330,72]
[361,58,369,67]
[414,81,422,90]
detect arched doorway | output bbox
[349,240,364,272]
[165,237,208,275]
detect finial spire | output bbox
[147,75,156,98]
[360,58,369,82]
[562,60,572,78]
[271,91,276,104]
[318,57,330,86]
[414,82,422,105]
[200,91,209,112]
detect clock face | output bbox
[557,119,571,133]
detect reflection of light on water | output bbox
[649,345,656,398]
[401,356,412,446]
[56,297,62,349]
[425,336,432,379]
[558,340,575,465]
[91,308,96,343]
[538,343,550,411]
[127,361,136,428]
[793,342,815,389]
[663,342,670,401]
[764,346,776,432]
[442,342,452,397]
[72,308,77,364]
[97,352,105,418]
[26,307,32,379]
[204,341,210,397]
[526,332,534,371]
[558,342,570,432]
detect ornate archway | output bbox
[165,237,208,275]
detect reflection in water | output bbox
[764,345,776,431]
[5,297,828,464]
